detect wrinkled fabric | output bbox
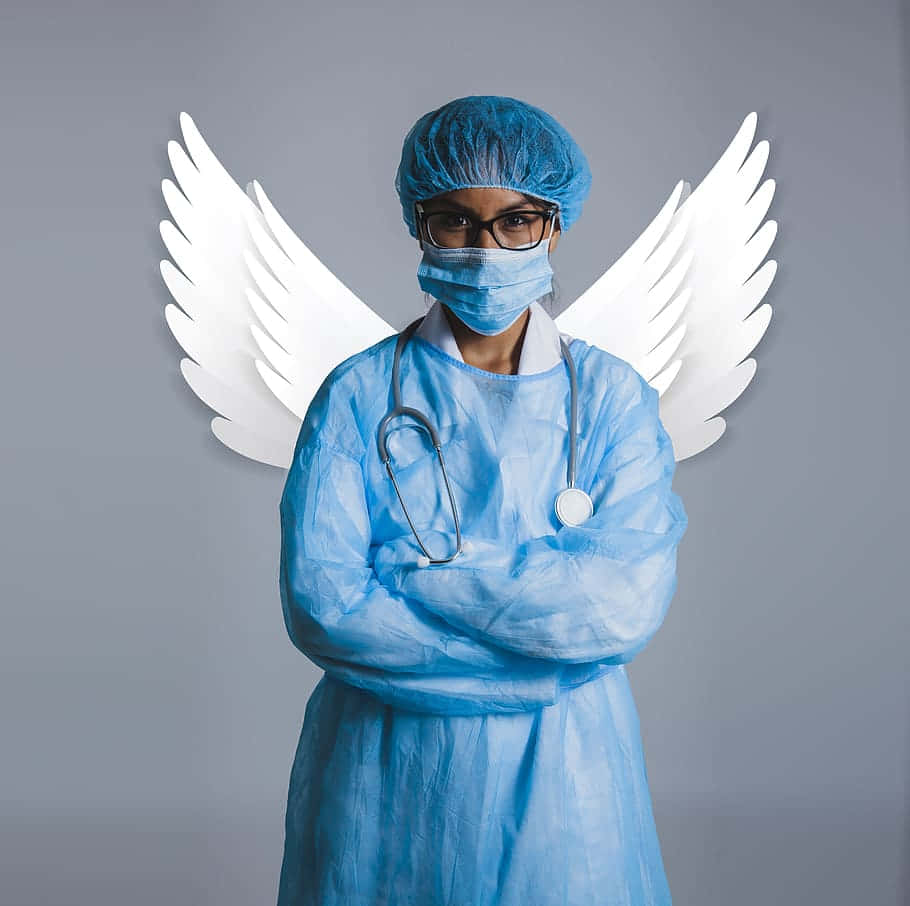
[395,95,592,237]
[277,332,688,905]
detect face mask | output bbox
[416,240,554,336]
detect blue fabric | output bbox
[277,333,688,904]
[417,241,554,336]
[395,95,592,237]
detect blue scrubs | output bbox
[277,332,688,904]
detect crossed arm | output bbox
[278,364,686,712]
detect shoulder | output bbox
[294,333,398,461]
[323,333,398,397]
[573,341,674,470]
[568,338,657,417]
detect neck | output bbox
[442,305,530,375]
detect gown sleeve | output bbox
[278,372,563,715]
[374,363,688,665]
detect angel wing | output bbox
[160,111,775,469]
[159,112,393,468]
[555,112,777,461]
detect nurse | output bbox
[277,95,688,905]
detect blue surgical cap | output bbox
[395,95,592,239]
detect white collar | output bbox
[414,299,572,374]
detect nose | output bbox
[472,224,500,249]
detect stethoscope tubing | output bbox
[376,315,581,565]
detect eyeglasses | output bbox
[415,201,559,250]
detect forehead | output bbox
[419,187,546,211]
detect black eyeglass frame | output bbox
[414,200,560,251]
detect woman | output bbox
[277,95,688,905]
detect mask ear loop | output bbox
[546,206,559,242]
[415,203,436,314]
[538,205,560,314]
[415,201,425,250]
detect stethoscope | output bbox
[376,316,594,567]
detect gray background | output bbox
[2,0,908,903]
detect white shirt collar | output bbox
[414,299,572,374]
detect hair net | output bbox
[395,95,593,239]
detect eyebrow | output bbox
[423,195,546,215]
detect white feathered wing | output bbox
[159,112,393,469]
[556,111,777,460]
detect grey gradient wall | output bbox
[2,1,908,904]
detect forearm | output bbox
[278,433,568,714]
[377,371,689,664]
[374,477,687,664]
[303,649,563,716]
[279,540,532,675]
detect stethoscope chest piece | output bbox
[555,486,594,527]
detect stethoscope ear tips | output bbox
[416,554,431,568]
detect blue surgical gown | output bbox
[277,332,688,905]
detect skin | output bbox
[416,188,561,375]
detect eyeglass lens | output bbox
[425,211,549,249]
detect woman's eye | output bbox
[501,213,540,230]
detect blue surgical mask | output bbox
[416,240,554,336]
